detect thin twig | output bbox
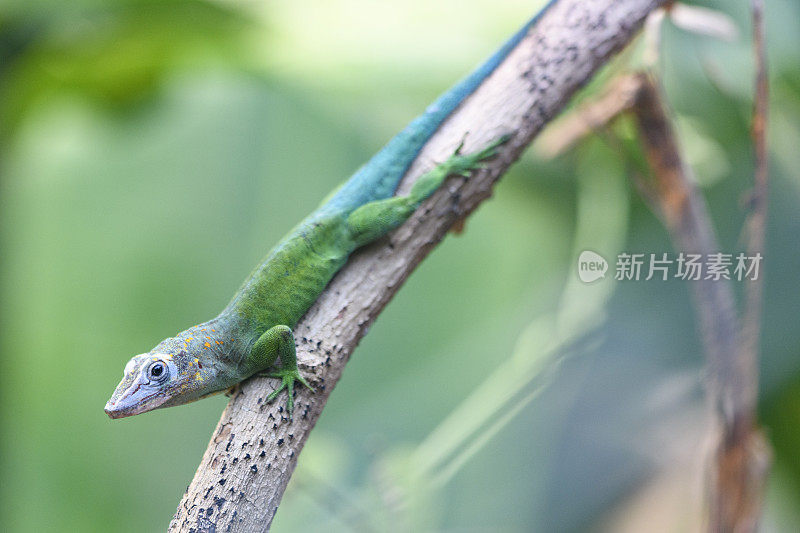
[741,0,768,421]
[629,71,770,532]
[536,73,643,158]
[709,1,771,530]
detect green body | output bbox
[104,3,557,419]
[104,141,505,418]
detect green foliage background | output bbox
[1,0,799,531]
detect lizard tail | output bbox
[321,0,556,213]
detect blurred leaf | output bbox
[0,0,252,135]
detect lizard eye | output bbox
[147,361,169,382]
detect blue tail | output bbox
[321,1,556,213]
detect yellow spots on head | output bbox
[194,371,202,382]
[204,342,211,348]
[193,358,199,366]
[215,341,221,345]
[211,329,216,332]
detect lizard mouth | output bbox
[104,390,168,419]
[104,401,134,419]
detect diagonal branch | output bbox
[537,73,644,158]
[169,1,668,531]
[630,73,739,379]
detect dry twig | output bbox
[631,76,770,530]
[709,1,771,531]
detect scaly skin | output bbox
[104,1,557,420]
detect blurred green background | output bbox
[2,0,799,531]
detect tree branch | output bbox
[169,1,667,531]
[630,75,770,531]
[708,2,771,530]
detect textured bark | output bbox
[169,1,667,531]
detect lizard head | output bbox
[104,352,185,419]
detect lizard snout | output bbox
[104,400,122,419]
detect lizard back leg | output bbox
[345,136,508,247]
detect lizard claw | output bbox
[263,369,314,419]
[454,132,470,155]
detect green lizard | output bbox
[104,2,556,420]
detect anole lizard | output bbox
[104,3,555,420]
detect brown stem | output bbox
[536,73,644,158]
[631,73,770,533]
[707,1,771,531]
[635,75,769,532]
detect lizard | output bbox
[104,2,556,420]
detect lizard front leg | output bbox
[247,325,313,418]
